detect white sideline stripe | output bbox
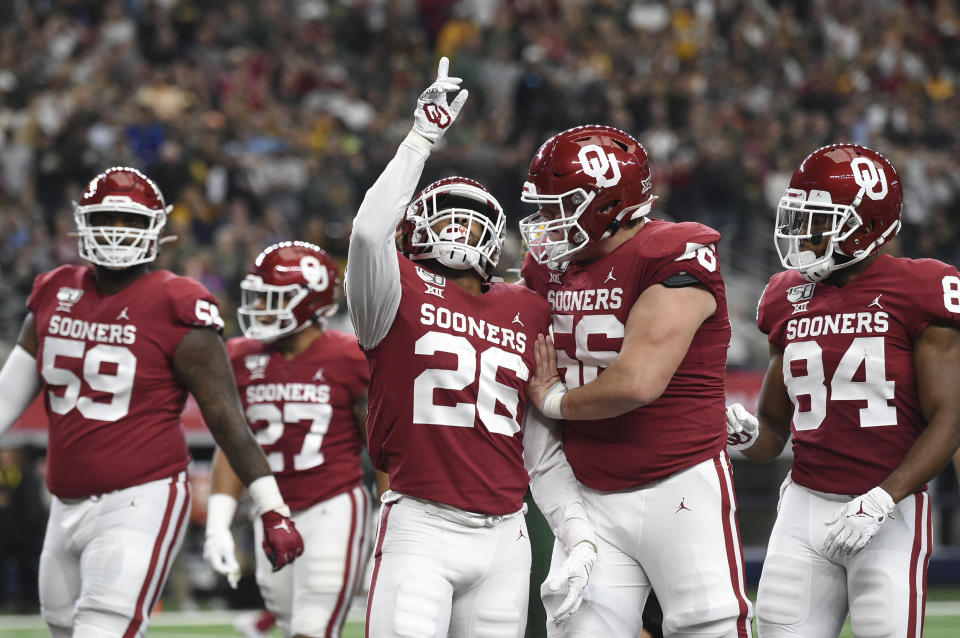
[2,600,957,629]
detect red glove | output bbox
[260,510,304,571]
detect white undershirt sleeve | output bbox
[346,130,433,350]
[523,405,596,552]
[0,345,42,436]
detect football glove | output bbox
[546,541,597,624]
[202,527,241,589]
[203,493,241,588]
[822,486,896,559]
[413,56,468,143]
[725,403,759,451]
[261,509,304,571]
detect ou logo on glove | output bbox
[423,104,452,128]
[579,144,621,188]
[300,256,329,292]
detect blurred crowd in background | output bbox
[0,0,959,359]
[1,0,960,614]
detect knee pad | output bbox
[848,567,894,638]
[757,553,811,626]
[659,544,741,633]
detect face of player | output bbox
[88,210,150,242]
[792,210,832,257]
[431,213,484,246]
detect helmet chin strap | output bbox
[793,249,835,283]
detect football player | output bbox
[346,58,597,637]
[521,125,752,636]
[0,167,303,637]
[726,143,960,637]
[203,241,373,638]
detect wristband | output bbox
[248,475,289,517]
[205,493,238,532]
[540,381,567,419]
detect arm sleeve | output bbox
[0,345,42,436]
[346,131,433,350]
[522,405,595,552]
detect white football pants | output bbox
[365,493,531,638]
[757,480,931,638]
[542,453,752,637]
[254,483,371,638]
[39,471,191,638]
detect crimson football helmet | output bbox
[402,176,506,279]
[74,166,171,268]
[519,125,656,266]
[775,144,903,282]
[238,241,340,342]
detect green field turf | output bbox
[2,591,959,637]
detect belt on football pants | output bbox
[382,490,527,528]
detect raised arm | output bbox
[346,56,467,349]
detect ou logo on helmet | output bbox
[300,256,329,292]
[579,144,622,188]
[851,157,888,201]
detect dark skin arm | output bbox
[879,325,960,503]
[173,328,272,485]
[741,343,794,463]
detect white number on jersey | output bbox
[551,313,624,388]
[783,336,896,431]
[942,275,960,313]
[246,402,334,472]
[195,299,225,329]
[41,337,137,421]
[412,331,528,435]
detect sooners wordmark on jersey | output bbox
[28,265,224,498]
[758,255,960,494]
[522,219,730,491]
[365,255,551,515]
[227,332,369,511]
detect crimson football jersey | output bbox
[758,254,960,494]
[522,219,730,490]
[28,265,225,498]
[365,254,551,515]
[227,331,368,511]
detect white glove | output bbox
[203,527,241,589]
[546,541,596,625]
[204,493,241,588]
[822,486,896,559]
[412,56,468,143]
[725,403,759,451]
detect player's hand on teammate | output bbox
[822,486,896,558]
[202,527,241,589]
[725,403,759,451]
[261,509,305,571]
[531,334,566,419]
[412,56,468,143]
[546,540,597,625]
